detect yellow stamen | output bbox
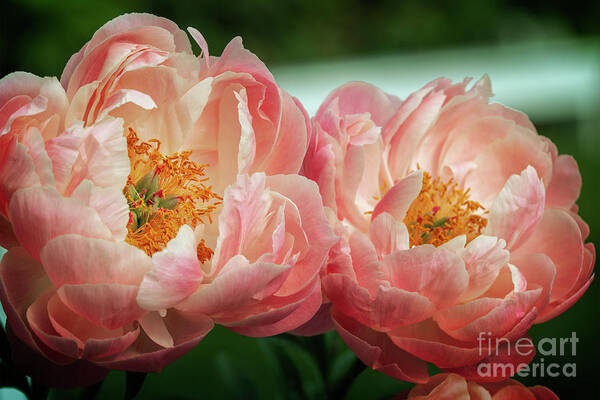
[403,171,487,247]
[124,128,221,259]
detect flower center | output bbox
[124,128,220,261]
[403,171,487,247]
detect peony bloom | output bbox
[303,78,594,382]
[396,373,559,400]
[0,13,331,386]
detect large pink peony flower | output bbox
[0,13,331,386]
[396,373,559,400]
[303,78,594,383]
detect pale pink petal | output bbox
[139,311,174,348]
[485,166,545,249]
[386,87,446,177]
[71,180,129,240]
[9,187,112,259]
[57,283,145,329]
[348,231,386,295]
[0,136,40,216]
[211,173,272,271]
[65,117,130,194]
[97,88,157,120]
[383,245,469,310]
[177,255,289,315]
[187,27,210,68]
[137,225,204,311]
[369,212,410,257]
[19,127,55,186]
[315,82,399,128]
[372,170,423,221]
[458,235,509,302]
[234,89,256,174]
[40,234,150,287]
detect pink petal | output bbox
[386,87,446,178]
[369,212,410,257]
[383,245,469,310]
[267,174,337,296]
[545,155,581,209]
[331,307,429,383]
[0,135,40,216]
[258,90,309,176]
[512,209,584,302]
[65,117,130,194]
[62,13,191,92]
[458,235,509,302]
[485,166,545,249]
[71,180,129,240]
[463,130,553,206]
[97,88,157,120]
[325,273,435,331]
[187,27,210,68]
[234,89,256,174]
[177,255,289,315]
[348,231,386,295]
[223,278,322,337]
[26,290,78,359]
[57,283,145,329]
[139,311,174,348]
[444,336,535,382]
[289,303,334,336]
[0,247,52,353]
[509,253,556,321]
[40,234,150,287]
[434,289,541,341]
[5,327,108,389]
[138,225,204,311]
[316,82,399,128]
[372,170,423,221]
[97,310,213,372]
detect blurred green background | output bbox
[1,1,599,399]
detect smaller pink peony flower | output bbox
[396,373,559,400]
[303,77,594,383]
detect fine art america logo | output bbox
[477,332,579,378]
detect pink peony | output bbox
[303,78,594,382]
[397,373,559,400]
[0,13,330,386]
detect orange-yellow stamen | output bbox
[403,171,487,247]
[124,128,220,260]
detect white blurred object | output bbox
[273,39,600,123]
